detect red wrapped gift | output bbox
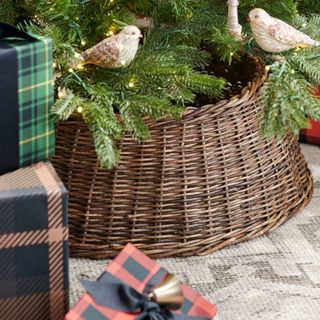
[300,85,320,145]
[300,119,320,145]
[66,244,217,319]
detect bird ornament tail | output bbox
[298,40,320,48]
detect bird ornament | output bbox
[78,25,143,68]
[248,8,320,53]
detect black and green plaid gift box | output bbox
[0,161,69,320]
[0,23,55,174]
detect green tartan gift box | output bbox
[0,23,55,174]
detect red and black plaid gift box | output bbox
[66,243,217,320]
[0,162,69,320]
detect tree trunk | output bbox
[227,0,242,38]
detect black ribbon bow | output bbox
[80,271,210,320]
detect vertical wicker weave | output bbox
[53,57,313,258]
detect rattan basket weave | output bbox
[53,57,313,258]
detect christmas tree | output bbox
[3,0,228,168]
[1,0,320,167]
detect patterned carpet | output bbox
[69,144,320,320]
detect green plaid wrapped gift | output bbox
[0,22,54,174]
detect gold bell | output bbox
[147,273,184,310]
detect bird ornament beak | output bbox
[139,33,143,39]
[246,16,251,22]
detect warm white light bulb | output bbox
[76,64,84,70]
[128,82,134,88]
[77,106,83,113]
[68,68,74,73]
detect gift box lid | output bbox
[0,161,67,236]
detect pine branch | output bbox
[119,101,150,141]
[292,14,320,39]
[260,61,320,138]
[52,90,81,121]
[0,0,16,24]
[298,0,320,15]
[207,26,244,64]
[290,50,320,84]
[181,73,226,99]
[170,46,211,68]
[82,101,121,169]
[127,94,183,119]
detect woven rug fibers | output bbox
[69,144,320,320]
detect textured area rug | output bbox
[69,144,320,320]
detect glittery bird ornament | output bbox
[79,25,142,68]
[248,8,320,53]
